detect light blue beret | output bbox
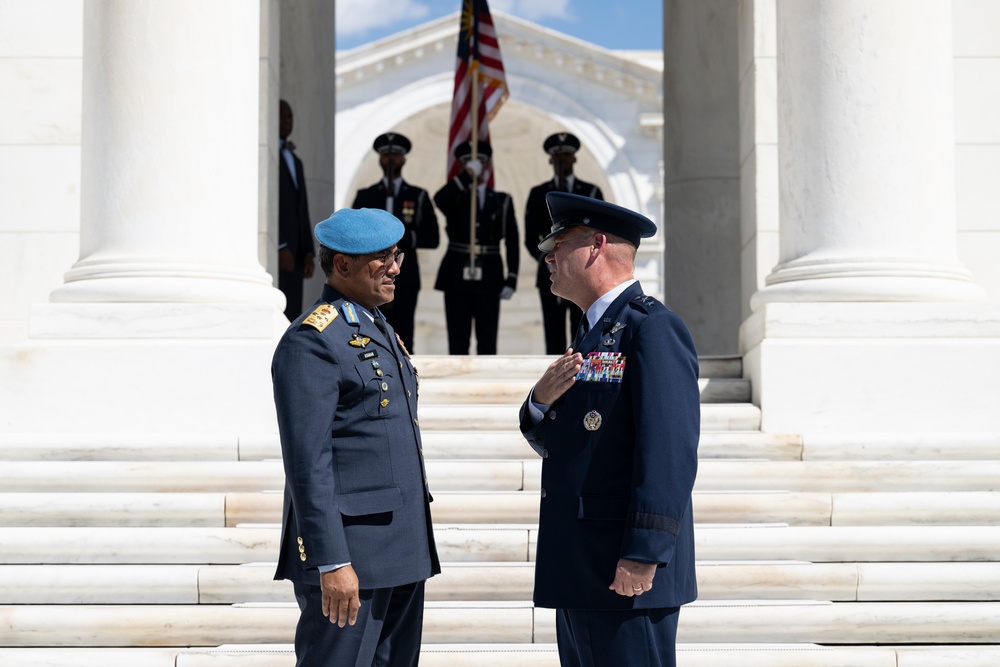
[314,208,405,254]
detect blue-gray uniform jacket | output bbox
[272,283,440,589]
[519,282,700,610]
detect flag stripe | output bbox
[446,0,508,183]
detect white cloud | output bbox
[336,0,432,37]
[490,0,572,22]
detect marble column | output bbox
[50,0,283,309]
[752,0,985,308]
[741,0,1000,436]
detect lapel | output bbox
[576,282,644,353]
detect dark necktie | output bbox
[573,316,590,350]
[373,317,398,359]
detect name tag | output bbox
[576,352,626,383]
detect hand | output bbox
[321,565,361,627]
[532,349,583,405]
[303,253,315,279]
[609,558,656,597]
[499,286,514,300]
[464,159,482,179]
[279,248,295,273]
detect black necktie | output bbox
[373,317,398,359]
[573,317,590,349]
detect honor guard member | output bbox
[272,207,440,667]
[352,132,440,353]
[433,140,519,355]
[519,192,699,667]
[524,133,604,355]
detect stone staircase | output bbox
[2,355,1000,666]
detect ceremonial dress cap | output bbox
[453,140,492,161]
[539,191,656,253]
[373,133,412,154]
[315,208,404,254]
[543,132,581,155]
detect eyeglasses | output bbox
[371,249,405,269]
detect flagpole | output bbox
[467,58,479,279]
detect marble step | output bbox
[414,403,761,431]
[411,354,742,380]
[6,524,1000,564]
[801,433,1000,461]
[417,377,750,404]
[5,490,1000,527]
[5,645,1000,667]
[0,431,802,462]
[7,645,1000,667]
[5,561,1000,604]
[6,459,1000,493]
[3,601,1000,646]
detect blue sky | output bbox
[336,0,663,51]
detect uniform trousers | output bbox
[555,606,680,667]
[381,284,419,353]
[538,286,584,355]
[292,580,425,667]
[443,292,501,355]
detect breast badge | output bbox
[349,334,371,348]
[583,410,603,431]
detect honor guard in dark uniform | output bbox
[351,132,439,353]
[433,140,519,355]
[519,193,699,667]
[524,133,604,354]
[272,207,440,666]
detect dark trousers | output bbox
[539,287,584,355]
[443,291,501,355]
[555,606,680,667]
[279,268,305,321]
[292,580,425,667]
[382,284,419,354]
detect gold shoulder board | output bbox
[302,305,338,332]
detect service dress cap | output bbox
[453,140,492,161]
[373,132,412,154]
[315,208,405,255]
[539,191,656,253]
[543,132,581,155]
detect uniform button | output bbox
[542,449,549,458]
[299,553,307,561]
[547,410,557,420]
[296,537,303,545]
[540,488,547,498]
[381,381,388,391]
[407,390,412,397]
[414,419,419,426]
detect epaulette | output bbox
[630,294,663,314]
[302,304,338,332]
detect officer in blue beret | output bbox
[272,207,440,666]
[524,132,605,354]
[519,192,700,667]
[433,140,519,354]
[351,132,439,353]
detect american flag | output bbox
[447,0,509,184]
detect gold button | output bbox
[297,537,303,545]
[298,545,305,553]
[299,553,307,561]
[380,398,389,408]
[376,369,384,377]
[414,419,419,426]
[407,390,412,397]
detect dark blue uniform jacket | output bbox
[272,284,440,589]
[519,281,700,610]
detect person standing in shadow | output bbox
[278,99,316,321]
